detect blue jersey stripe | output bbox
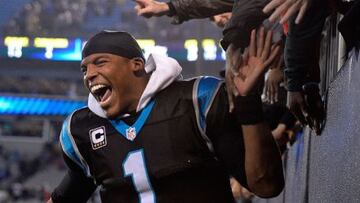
[197,76,222,130]
[60,117,86,174]
[110,100,155,141]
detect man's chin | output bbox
[105,107,126,119]
[105,111,117,119]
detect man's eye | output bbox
[95,60,107,66]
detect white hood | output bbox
[88,53,182,118]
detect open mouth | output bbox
[90,84,112,104]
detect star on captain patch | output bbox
[126,127,137,141]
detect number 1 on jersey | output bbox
[123,149,156,203]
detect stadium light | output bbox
[34,38,69,59]
[184,39,198,61]
[4,36,29,58]
[202,39,217,61]
[137,39,156,59]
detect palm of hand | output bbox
[246,55,266,74]
[237,58,261,80]
[235,53,269,95]
[225,27,280,112]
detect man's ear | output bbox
[131,57,146,76]
[131,57,145,70]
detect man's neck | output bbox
[126,74,151,114]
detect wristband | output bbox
[279,110,297,129]
[234,94,264,125]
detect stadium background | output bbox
[1,1,360,203]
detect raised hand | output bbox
[210,12,232,28]
[287,91,308,126]
[233,27,280,96]
[134,0,170,18]
[263,0,310,24]
[264,53,284,104]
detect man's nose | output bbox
[85,64,98,82]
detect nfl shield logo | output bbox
[126,127,137,141]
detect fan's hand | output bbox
[264,54,284,103]
[263,0,310,24]
[134,0,170,18]
[233,28,280,96]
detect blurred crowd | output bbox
[0,119,42,138]
[2,0,221,40]
[3,0,117,37]
[0,75,86,97]
[0,143,64,202]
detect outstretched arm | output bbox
[134,0,233,24]
[134,0,172,18]
[230,28,284,197]
[209,28,284,198]
[207,85,284,197]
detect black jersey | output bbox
[52,77,248,203]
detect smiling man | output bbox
[48,30,284,203]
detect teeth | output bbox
[90,84,107,93]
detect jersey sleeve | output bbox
[51,114,97,202]
[193,77,249,188]
[192,76,223,152]
[51,154,97,203]
[192,76,223,135]
[59,114,91,177]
